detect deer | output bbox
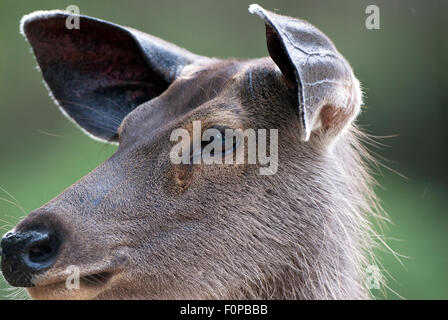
[0,4,383,299]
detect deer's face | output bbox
[1,5,362,299]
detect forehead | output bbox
[118,57,280,138]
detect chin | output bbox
[27,283,104,300]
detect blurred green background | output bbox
[0,0,447,299]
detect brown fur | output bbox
[11,59,381,300]
[5,7,385,300]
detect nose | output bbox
[1,229,60,287]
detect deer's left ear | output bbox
[249,4,362,141]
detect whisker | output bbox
[0,196,18,207]
[0,186,27,216]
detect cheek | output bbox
[169,164,196,193]
[168,162,248,195]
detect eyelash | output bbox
[192,126,241,158]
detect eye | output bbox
[200,126,241,158]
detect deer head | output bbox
[0,5,375,300]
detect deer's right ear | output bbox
[21,10,208,142]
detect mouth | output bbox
[25,255,128,300]
[32,263,117,285]
[79,271,113,287]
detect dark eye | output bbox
[201,126,240,157]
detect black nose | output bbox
[1,229,60,287]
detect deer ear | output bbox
[249,4,362,141]
[21,10,207,142]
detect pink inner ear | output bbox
[319,104,355,133]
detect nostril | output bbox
[1,229,61,287]
[27,233,58,263]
